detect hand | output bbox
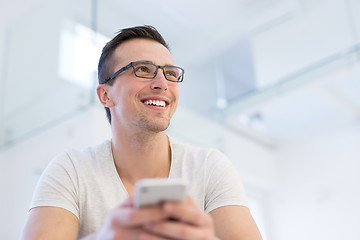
[139,196,217,240]
[93,195,169,240]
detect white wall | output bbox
[268,123,360,240]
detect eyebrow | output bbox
[135,60,176,67]
[136,60,153,64]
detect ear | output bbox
[97,84,115,108]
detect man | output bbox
[21,26,262,239]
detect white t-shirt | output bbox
[30,137,247,238]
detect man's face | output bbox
[105,38,180,133]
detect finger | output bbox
[112,206,169,227]
[184,195,198,207]
[97,218,144,239]
[144,221,213,240]
[121,194,135,207]
[162,197,212,227]
[138,230,169,240]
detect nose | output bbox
[150,68,168,91]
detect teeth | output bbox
[144,100,166,107]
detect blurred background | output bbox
[0,0,360,239]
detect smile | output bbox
[143,99,167,107]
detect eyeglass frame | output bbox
[102,61,184,84]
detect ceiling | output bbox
[1,0,360,148]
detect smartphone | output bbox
[134,178,187,209]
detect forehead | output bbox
[112,38,174,68]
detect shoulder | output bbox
[53,139,111,165]
[43,139,112,177]
[65,139,111,160]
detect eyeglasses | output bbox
[103,61,184,84]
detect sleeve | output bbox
[29,152,80,219]
[204,150,248,213]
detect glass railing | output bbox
[217,43,360,144]
[224,44,360,116]
[0,0,99,150]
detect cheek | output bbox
[109,84,131,112]
[114,81,137,101]
[173,87,180,103]
[170,87,180,112]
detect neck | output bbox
[110,127,171,192]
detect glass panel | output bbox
[0,0,102,148]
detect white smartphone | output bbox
[134,178,187,209]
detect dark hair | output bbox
[98,25,169,124]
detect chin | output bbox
[148,123,170,133]
[136,118,170,133]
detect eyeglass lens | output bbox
[132,62,183,82]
